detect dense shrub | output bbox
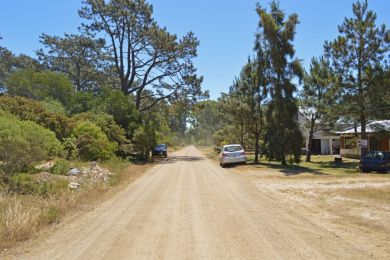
[62,137,78,160]
[5,69,74,107]
[40,98,67,115]
[72,121,117,161]
[72,112,132,155]
[0,95,72,140]
[132,124,156,160]
[0,112,63,174]
[97,88,141,137]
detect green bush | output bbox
[62,137,78,160]
[0,95,72,140]
[72,112,132,156]
[72,121,117,161]
[39,206,60,224]
[40,98,66,115]
[9,173,37,194]
[0,112,63,174]
[9,173,68,195]
[51,159,71,175]
[132,124,156,160]
[38,179,68,196]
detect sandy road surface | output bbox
[17,146,377,259]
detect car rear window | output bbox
[224,146,243,152]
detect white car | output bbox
[219,144,247,167]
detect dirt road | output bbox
[17,147,381,259]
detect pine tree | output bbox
[255,1,303,165]
[324,0,390,156]
[300,57,334,162]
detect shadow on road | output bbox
[153,155,205,164]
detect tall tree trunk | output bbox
[135,90,142,110]
[360,112,368,157]
[240,121,244,147]
[254,132,260,164]
[306,118,315,162]
[281,145,286,165]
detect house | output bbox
[337,120,390,158]
[297,112,340,155]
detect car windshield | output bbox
[224,146,243,152]
[156,145,166,149]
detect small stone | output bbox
[68,182,81,189]
[67,168,81,176]
[35,161,55,171]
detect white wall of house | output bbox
[321,139,330,154]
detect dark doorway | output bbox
[311,139,321,155]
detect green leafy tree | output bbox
[300,57,334,162]
[79,0,204,111]
[190,100,224,146]
[37,33,106,92]
[255,1,303,165]
[219,91,249,147]
[235,59,264,163]
[324,0,390,156]
[5,69,74,107]
[0,44,40,90]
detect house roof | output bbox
[337,120,390,134]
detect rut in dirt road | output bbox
[18,146,372,259]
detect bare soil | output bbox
[8,147,390,259]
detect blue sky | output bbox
[1,0,389,99]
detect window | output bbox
[224,146,243,152]
[364,152,376,159]
[344,137,356,149]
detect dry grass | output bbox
[0,160,150,250]
[337,187,390,204]
[0,197,40,247]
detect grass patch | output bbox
[247,155,360,176]
[39,206,60,225]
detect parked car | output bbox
[219,144,246,167]
[359,151,390,173]
[152,144,168,157]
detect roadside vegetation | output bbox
[0,0,205,250]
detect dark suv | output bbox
[152,144,167,157]
[359,151,390,173]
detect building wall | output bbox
[321,139,330,154]
[340,134,390,158]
